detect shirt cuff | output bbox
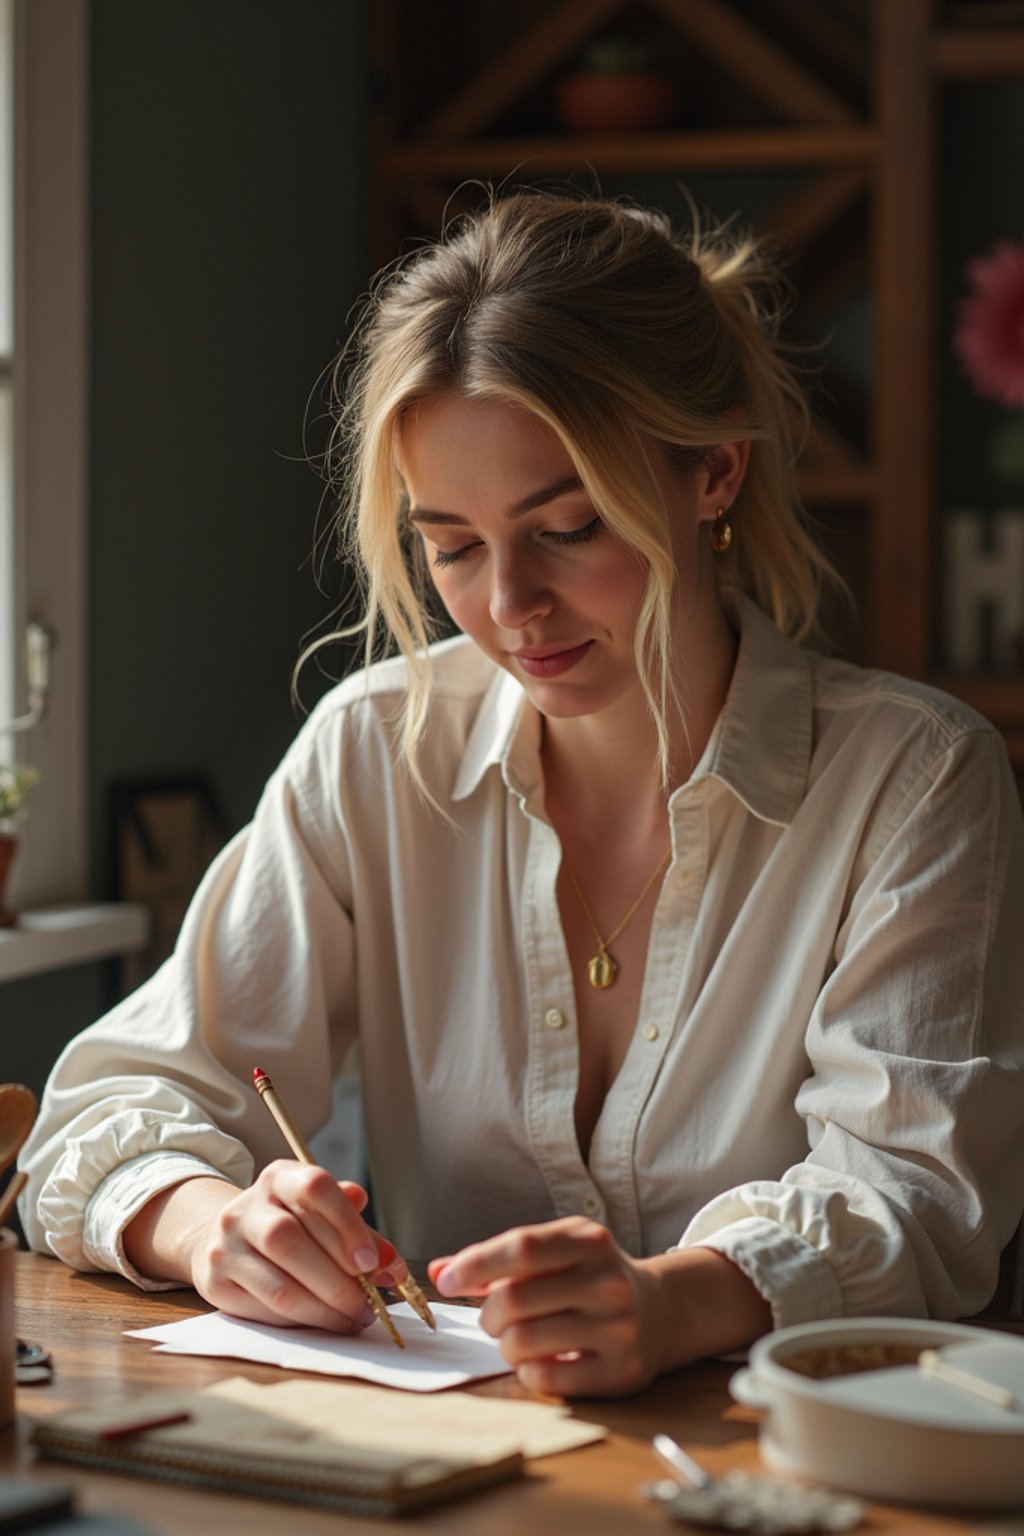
[82,1152,238,1292]
[681,1214,845,1330]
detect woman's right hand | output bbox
[125,1166,405,1333]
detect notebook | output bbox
[31,1375,605,1518]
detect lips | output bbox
[512,641,593,678]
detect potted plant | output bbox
[554,34,677,134]
[0,763,39,928]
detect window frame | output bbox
[1,0,14,733]
[5,0,89,907]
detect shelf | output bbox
[386,124,879,179]
[945,1,1024,20]
[0,902,150,985]
[932,674,1024,725]
[933,26,1024,77]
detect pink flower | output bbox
[953,240,1024,409]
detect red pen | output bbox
[100,1411,192,1440]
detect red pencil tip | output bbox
[252,1067,266,1082]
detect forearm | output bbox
[123,1177,240,1287]
[643,1245,773,1374]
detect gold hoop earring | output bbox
[708,505,733,552]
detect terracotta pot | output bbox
[0,835,17,928]
[554,71,677,133]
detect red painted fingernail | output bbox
[435,1265,462,1296]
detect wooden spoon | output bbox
[0,1083,37,1177]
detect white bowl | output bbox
[730,1317,1024,1509]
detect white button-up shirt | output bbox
[20,597,1024,1328]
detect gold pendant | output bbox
[588,949,618,989]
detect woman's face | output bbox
[397,393,704,723]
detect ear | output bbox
[695,439,751,523]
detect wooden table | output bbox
[0,1253,1010,1534]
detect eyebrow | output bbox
[407,474,584,526]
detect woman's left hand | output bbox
[427,1216,667,1398]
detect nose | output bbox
[489,547,554,631]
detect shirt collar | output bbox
[451,593,813,826]
[687,592,812,827]
[451,663,538,804]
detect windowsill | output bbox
[0,902,150,983]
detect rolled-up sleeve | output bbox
[19,699,359,1281]
[681,727,1024,1328]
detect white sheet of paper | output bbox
[126,1302,513,1392]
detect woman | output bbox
[20,192,1024,1398]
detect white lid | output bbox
[794,1335,1024,1433]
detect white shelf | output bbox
[0,902,150,984]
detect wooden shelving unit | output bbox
[386,125,878,177]
[371,0,1024,773]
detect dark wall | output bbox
[6,0,369,1094]
[89,0,369,863]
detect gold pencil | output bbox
[395,1275,437,1331]
[252,1066,405,1349]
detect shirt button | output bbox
[674,869,691,888]
[642,1023,659,1042]
[582,1195,601,1216]
[544,1008,566,1030]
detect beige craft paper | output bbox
[205,1375,607,1459]
[38,1376,605,1469]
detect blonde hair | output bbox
[314,190,838,791]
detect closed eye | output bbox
[431,517,602,568]
[545,516,602,547]
[432,542,480,568]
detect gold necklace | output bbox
[565,847,671,989]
